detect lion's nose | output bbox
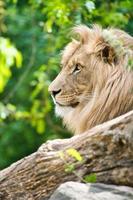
[49,88,62,98]
[48,76,62,97]
[52,89,61,97]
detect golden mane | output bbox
[49,25,133,134]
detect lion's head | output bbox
[49,25,133,134]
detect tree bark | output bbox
[0,111,133,200]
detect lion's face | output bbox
[49,26,113,117]
[49,42,96,117]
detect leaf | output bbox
[127,59,133,70]
[36,119,45,134]
[0,37,22,93]
[85,1,95,12]
[15,51,23,68]
[66,148,83,162]
[45,20,53,33]
[65,164,75,173]
[84,173,97,183]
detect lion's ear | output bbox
[101,45,117,64]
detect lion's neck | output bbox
[62,87,99,134]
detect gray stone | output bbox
[49,182,133,200]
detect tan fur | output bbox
[49,24,133,134]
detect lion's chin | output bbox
[55,103,75,118]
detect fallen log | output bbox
[0,110,133,200]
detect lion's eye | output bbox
[73,63,81,74]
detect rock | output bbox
[49,182,133,200]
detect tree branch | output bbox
[0,110,133,200]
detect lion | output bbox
[48,24,133,134]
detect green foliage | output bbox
[59,149,83,174]
[0,0,132,169]
[0,37,22,92]
[66,148,83,162]
[58,149,96,183]
[84,173,97,183]
[128,58,133,70]
[65,164,75,173]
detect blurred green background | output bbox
[0,0,132,169]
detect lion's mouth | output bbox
[56,101,79,108]
[53,94,80,108]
